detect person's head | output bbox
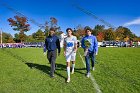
[49,27,55,36]
[66,28,73,36]
[84,26,92,36]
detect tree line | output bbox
[74,25,140,42]
[0,16,140,43]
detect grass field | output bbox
[0,47,140,93]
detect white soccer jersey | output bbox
[64,35,77,62]
[64,36,77,51]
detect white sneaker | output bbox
[86,73,90,78]
[71,69,74,74]
[66,78,70,83]
[92,67,95,71]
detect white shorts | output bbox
[65,51,76,62]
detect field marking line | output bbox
[78,51,102,93]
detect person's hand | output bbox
[95,52,98,55]
[73,49,77,53]
[44,52,46,56]
[64,51,66,56]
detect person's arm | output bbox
[63,38,66,56]
[43,38,47,55]
[56,37,61,54]
[81,37,86,49]
[43,43,46,52]
[74,37,77,52]
[94,36,98,55]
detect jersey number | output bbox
[67,42,74,47]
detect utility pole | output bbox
[0,28,2,48]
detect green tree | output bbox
[13,33,20,43]
[92,25,105,36]
[104,28,115,41]
[32,29,45,42]
[1,32,14,43]
[26,35,35,42]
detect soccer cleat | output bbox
[50,74,54,78]
[86,73,90,78]
[66,78,70,83]
[92,67,95,71]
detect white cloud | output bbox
[123,17,140,26]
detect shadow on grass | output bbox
[2,49,66,79]
[75,68,86,74]
[26,63,67,79]
[56,63,85,75]
[2,49,85,79]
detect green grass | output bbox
[0,47,140,93]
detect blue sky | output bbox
[0,0,140,36]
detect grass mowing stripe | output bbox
[1,48,30,63]
[1,48,96,93]
[78,50,102,93]
[1,48,139,93]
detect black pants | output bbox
[47,50,57,76]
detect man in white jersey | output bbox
[64,28,77,83]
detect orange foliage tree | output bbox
[8,16,30,42]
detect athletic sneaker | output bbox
[92,67,95,71]
[50,74,54,78]
[66,77,70,83]
[86,72,90,78]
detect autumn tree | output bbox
[44,17,61,36]
[115,26,137,41]
[74,24,85,39]
[104,28,115,41]
[92,25,105,36]
[97,32,104,41]
[8,16,30,42]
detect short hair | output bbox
[66,28,73,32]
[49,27,55,32]
[84,26,92,32]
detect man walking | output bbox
[63,28,77,83]
[81,26,98,78]
[44,27,61,78]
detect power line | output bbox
[1,0,116,30]
[0,1,45,29]
[71,1,116,29]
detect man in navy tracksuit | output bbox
[44,27,61,77]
